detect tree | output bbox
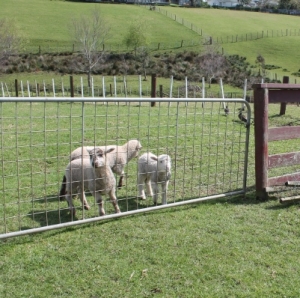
[238,0,251,5]
[199,45,227,88]
[137,46,150,81]
[255,54,266,79]
[0,18,23,68]
[279,0,300,8]
[71,8,110,87]
[123,20,148,56]
[257,0,279,8]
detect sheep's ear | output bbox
[150,156,158,161]
[105,148,115,154]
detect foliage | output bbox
[123,20,149,56]
[0,18,24,67]
[71,8,110,87]
[0,49,266,88]
[278,0,300,8]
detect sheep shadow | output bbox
[26,207,72,228]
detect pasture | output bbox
[1,1,300,296]
[1,97,300,296]
[0,0,299,80]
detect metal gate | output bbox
[0,97,251,239]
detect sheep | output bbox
[64,147,121,217]
[70,139,142,187]
[137,152,171,205]
[59,139,142,199]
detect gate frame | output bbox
[253,83,300,200]
[0,97,251,239]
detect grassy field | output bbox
[1,1,300,297]
[0,0,299,80]
[1,99,300,296]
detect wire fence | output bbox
[154,6,300,45]
[0,75,247,99]
[0,96,251,239]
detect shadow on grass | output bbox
[21,184,297,238]
[25,192,153,229]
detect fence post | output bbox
[70,75,74,98]
[253,84,269,200]
[159,85,163,98]
[151,73,156,107]
[15,79,18,97]
[279,76,289,115]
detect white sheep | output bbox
[64,147,120,217]
[59,139,142,199]
[70,139,142,188]
[137,152,171,205]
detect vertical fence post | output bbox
[159,85,163,98]
[279,76,289,115]
[151,73,156,107]
[15,79,18,97]
[253,84,269,200]
[70,76,74,98]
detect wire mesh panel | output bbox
[0,98,251,238]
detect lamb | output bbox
[70,139,142,187]
[59,139,142,199]
[64,147,121,217]
[137,152,172,205]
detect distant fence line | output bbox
[206,28,300,45]
[23,38,203,55]
[17,5,300,55]
[153,6,300,46]
[1,75,247,99]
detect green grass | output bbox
[160,7,300,78]
[0,100,249,233]
[2,197,300,297]
[0,1,299,80]
[1,2,300,296]
[1,99,300,296]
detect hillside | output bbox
[0,0,299,81]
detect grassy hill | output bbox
[0,0,299,81]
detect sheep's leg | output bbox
[137,174,146,200]
[161,181,169,205]
[94,192,105,216]
[152,182,159,205]
[108,190,121,214]
[59,175,66,201]
[117,174,124,189]
[145,178,153,197]
[78,188,90,210]
[65,193,76,217]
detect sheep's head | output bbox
[128,139,142,158]
[151,154,171,179]
[90,148,115,168]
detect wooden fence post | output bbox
[70,76,74,98]
[253,84,270,200]
[15,79,18,97]
[151,74,156,107]
[279,76,289,115]
[253,82,300,201]
[159,85,163,98]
